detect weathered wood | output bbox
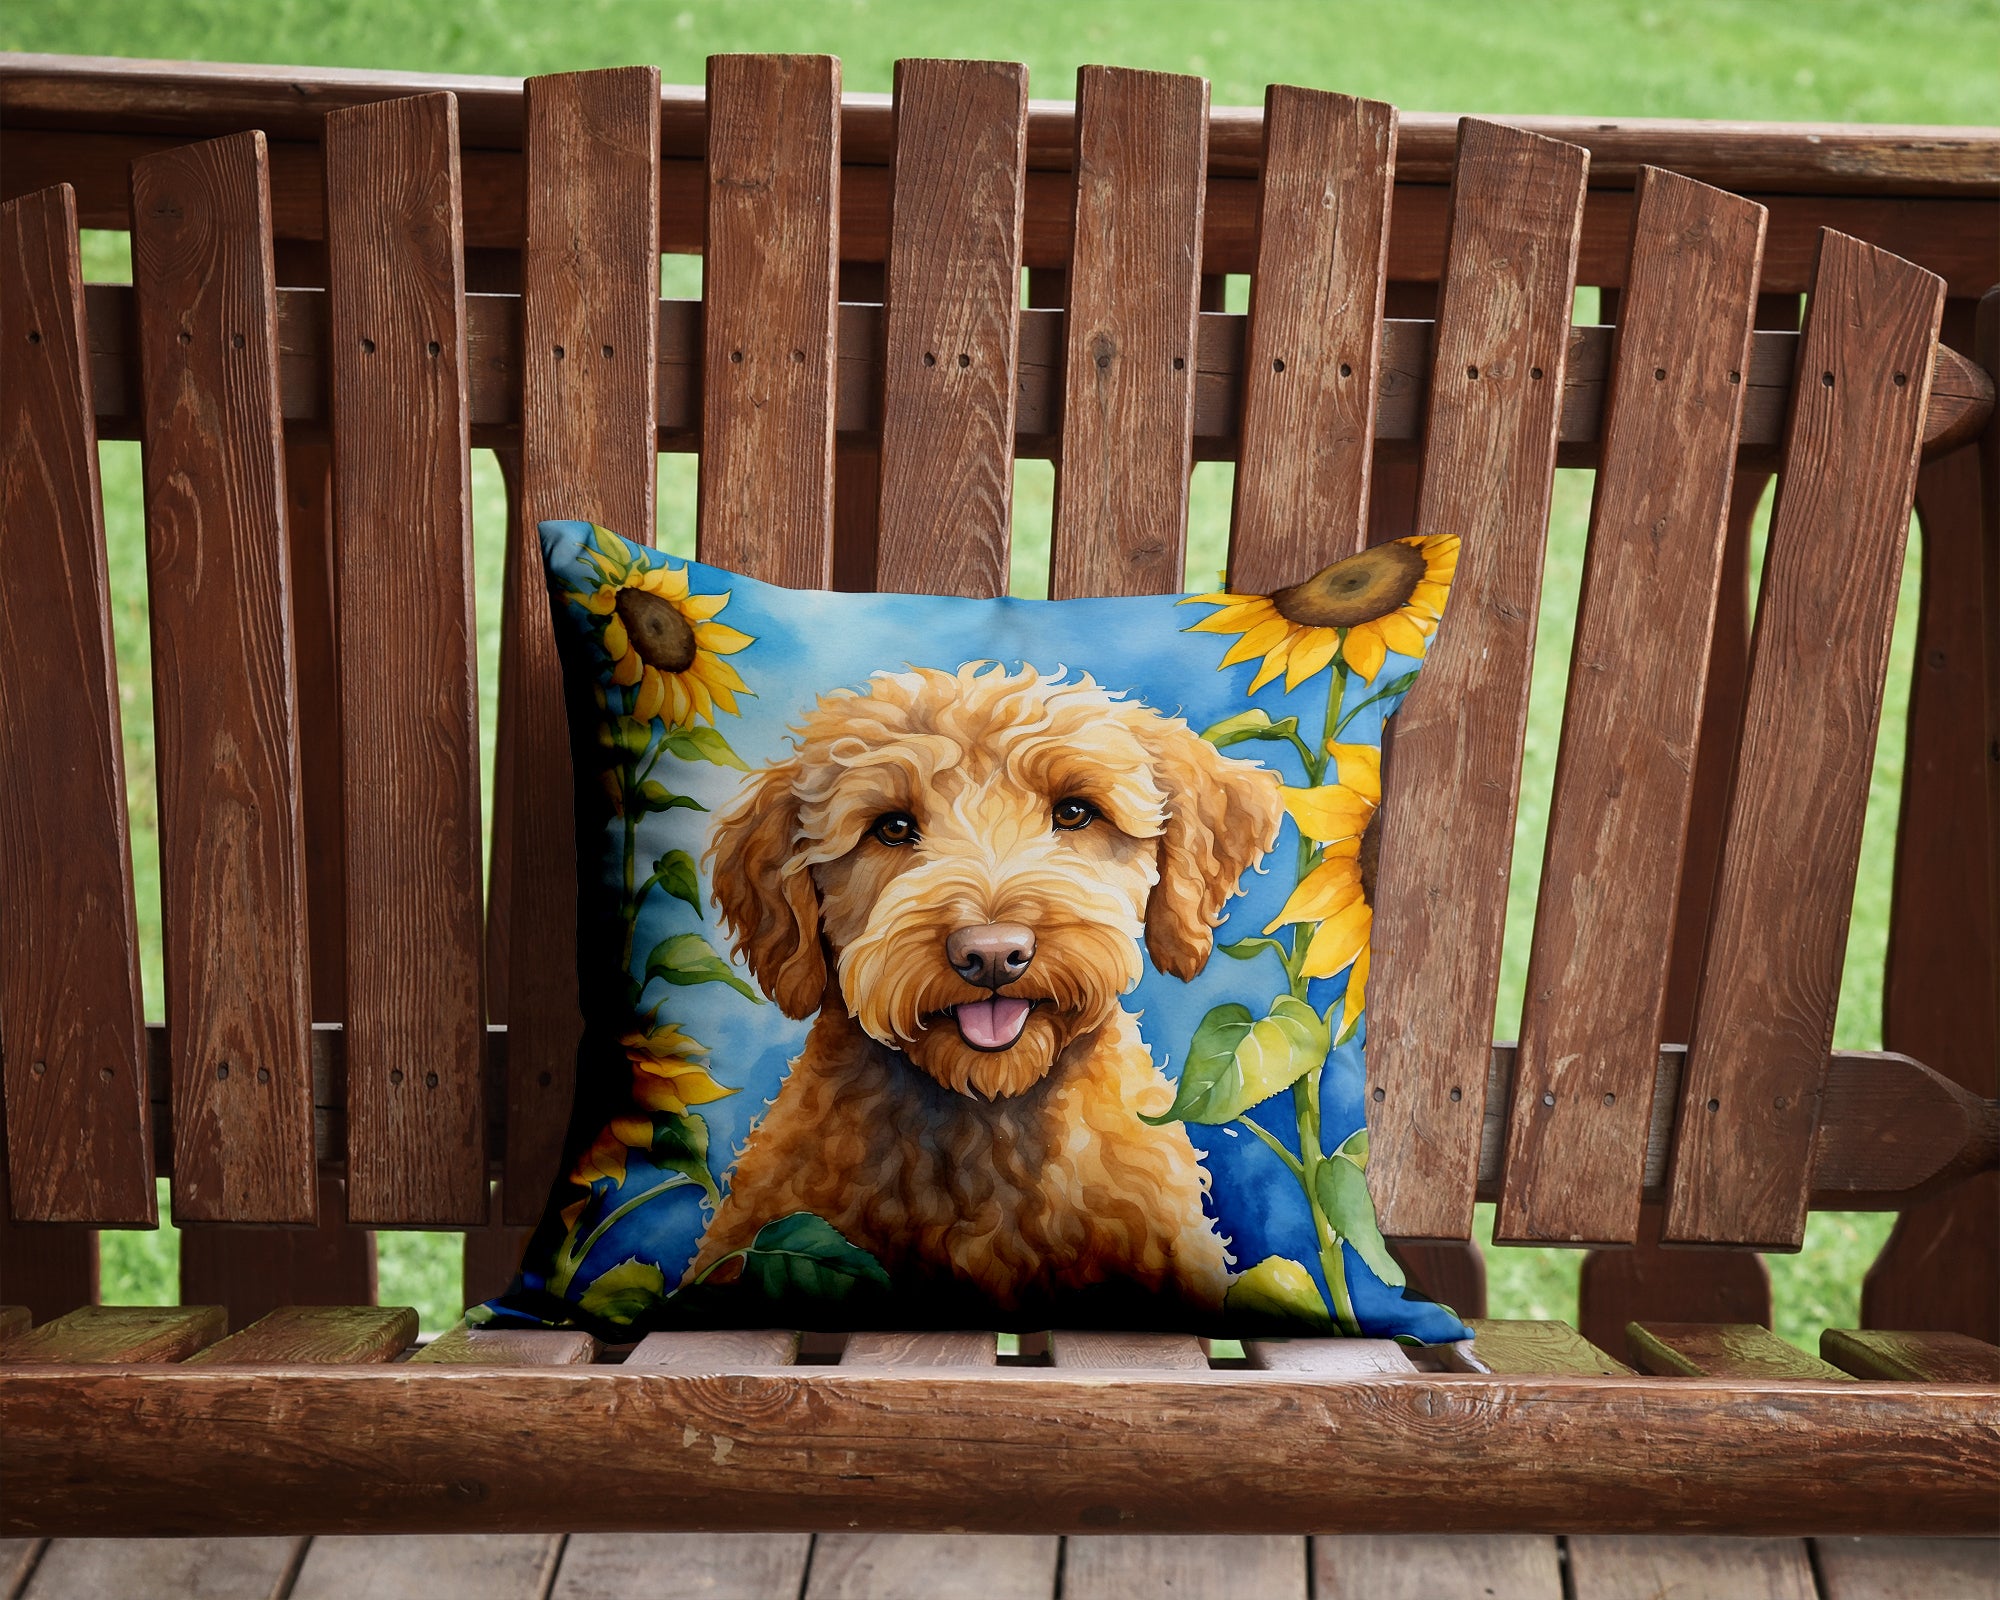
[843,1331,997,1367]
[20,1536,305,1600]
[288,1535,560,1600]
[1,1540,44,1597]
[500,68,661,1226]
[0,1307,28,1342]
[1576,1201,1770,1366]
[323,92,487,1226]
[460,1176,531,1312]
[0,1208,96,1325]
[178,1171,375,1329]
[1243,1338,1417,1374]
[625,1329,799,1367]
[698,53,840,586]
[3,1367,1996,1536]
[1500,170,1765,1246]
[1365,121,1589,1241]
[1813,1536,2000,1600]
[1822,1329,2000,1383]
[554,1533,813,1600]
[1229,89,1395,591]
[412,1321,598,1366]
[1443,1319,1634,1376]
[0,1305,224,1364]
[1314,1535,1562,1600]
[1064,1536,1306,1600]
[1566,1537,1818,1600]
[1627,1321,1849,1381]
[1388,1239,1487,1320]
[185,1304,416,1365]
[872,59,1027,598]
[808,1534,1059,1600]
[129,132,317,1226]
[1048,66,1208,599]
[0,184,153,1225]
[1667,232,1946,1249]
[1049,1331,1207,1370]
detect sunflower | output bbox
[1265,743,1381,1037]
[622,1022,733,1118]
[1181,534,1458,688]
[572,527,754,726]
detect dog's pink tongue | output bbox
[956,996,1031,1050]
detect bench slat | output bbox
[1500,169,1766,1246]
[1364,121,1589,1240]
[1243,1338,1417,1374]
[1316,1535,1563,1600]
[1048,1330,1208,1370]
[1228,88,1395,592]
[842,1331,998,1367]
[1627,1321,1849,1380]
[625,1328,800,1367]
[129,132,317,1226]
[1441,1318,1634,1375]
[873,59,1027,598]
[0,184,153,1225]
[184,1304,416,1365]
[1667,231,1946,1249]
[1048,66,1208,599]
[412,1320,598,1365]
[697,54,840,586]
[1821,1329,2000,1383]
[0,1304,224,1363]
[178,1170,375,1329]
[323,92,488,1225]
[499,67,662,1225]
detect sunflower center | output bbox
[1273,542,1426,629]
[616,587,698,673]
[1357,809,1381,905]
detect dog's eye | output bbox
[1052,797,1098,832]
[870,811,920,847]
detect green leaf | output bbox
[735,1212,891,1302]
[1145,995,1329,1126]
[600,717,655,757]
[1199,708,1301,749]
[645,932,762,1003]
[1218,936,1289,965]
[662,724,749,770]
[1316,1154,1406,1288]
[635,779,706,816]
[1335,1126,1369,1165]
[652,849,704,919]
[576,1256,666,1325]
[1224,1255,1334,1331]
[1335,668,1420,733]
[649,1111,719,1205]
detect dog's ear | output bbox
[706,757,827,1018]
[1138,718,1285,980]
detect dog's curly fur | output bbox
[686,664,1283,1318]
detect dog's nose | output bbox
[946,922,1035,990]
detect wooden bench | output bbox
[0,51,1997,1567]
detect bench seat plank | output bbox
[1822,1329,2000,1383]
[1442,1318,1634,1376]
[0,183,153,1226]
[323,91,488,1226]
[1315,1534,1562,1599]
[184,1305,416,1365]
[0,1307,29,1342]
[412,1321,598,1365]
[1243,1338,1417,1374]
[625,1328,800,1367]
[178,1171,376,1330]
[1049,1330,1208,1369]
[0,1304,224,1363]
[1628,1321,1850,1381]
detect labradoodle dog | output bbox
[684,662,1284,1322]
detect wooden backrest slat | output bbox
[322,93,487,1225]
[697,54,840,586]
[0,184,154,1225]
[1228,88,1396,591]
[500,67,662,1224]
[1363,120,1589,1242]
[1665,229,1945,1250]
[1048,66,1209,599]
[1496,169,1766,1247]
[873,58,1028,598]
[128,131,318,1225]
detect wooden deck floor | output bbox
[3,1533,1995,1599]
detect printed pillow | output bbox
[480,520,1468,1345]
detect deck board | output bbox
[1566,1535,1818,1600]
[20,1537,302,1600]
[286,1535,560,1600]
[552,1533,811,1599]
[1315,1534,1563,1599]
[1812,1538,2000,1600]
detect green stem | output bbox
[686,1245,750,1288]
[550,1172,695,1298]
[1237,1114,1303,1180]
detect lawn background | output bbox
[9,0,1995,1340]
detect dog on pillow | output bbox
[684,662,1284,1323]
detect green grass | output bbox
[30,0,1982,1340]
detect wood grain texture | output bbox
[4,1367,1997,1536]
[0,1307,28,1342]
[1666,231,1946,1249]
[1822,1329,2000,1383]
[554,1533,813,1600]
[1814,1537,2000,1600]
[873,59,1027,598]
[323,92,487,1225]
[0,184,153,1224]
[1363,121,1589,1241]
[0,1304,224,1363]
[1229,88,1396,592]
[184,1304,416,1365]
[1063,1536,1306,1600]
[1315,1535,1562,1600]
[129,132,316,1225]
[843,1331,997,1367]
[288,1535,560,1600]
[808,1535,1058,1600]
[20,1536,304,1600]
[0,1205,96,1324]
[1983,292,2000,1105]
[501,68,661,1226]
[1500,170,1766,1246]
[1628,1321,1849,1380]
[460,1175,531,1311]
[698,54,840,586]
[411,1321,598,1366]
[1446,1319,1634,1376]
[1577,1202,1771,1367]
[1243,1338,1417,1374]
[1048,1330,1207,1370]
[1566,1537,1817,1600]
[625,1328,799,1367]
[178,1171,375,1328]
[1048,66,1208,599]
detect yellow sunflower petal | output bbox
[623,1022,705,1059]
[1245,634,1299,694]
[1343,621,1388,682]
[1327,744,1382,801]
[1375,609,1434,659]
[559,1196,588,1234]
[680,591,730,621]
[666,673,692,726]
[683,670,715,725]
[1280,784,1374,843]
[692,621,754,656]
[1218,616,1295,670]
[569,1128,629,1188]
[1282,627,1342,691]
[630,1077,688,1117]
[603,614,631,659]
[1301,897,1373,980]
[1263,856,1364,932]
[1340,944,1371,1035]
[1187,597,1280,634]
[593,526,636,566]
[579,586,619,615]
[631,667,668,724]
[695,654,749,695]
